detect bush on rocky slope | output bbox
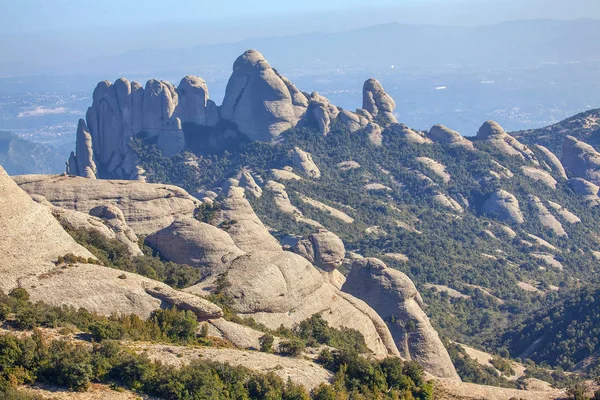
[0,289,432,399]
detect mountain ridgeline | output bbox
[0,48,586,399]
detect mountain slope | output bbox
[0,131,65,175]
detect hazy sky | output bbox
[1,0,599,70]
[3,0,599,33]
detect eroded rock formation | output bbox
[562,135,600,185]
[220,49,308,141]
[482,189,525,224]
[342,257,461,381]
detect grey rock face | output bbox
[427,124,475,150]
[389,124,432,145]
[528,196,567,237]
[482,189,525,224]
[89,204,144,256]
[68,75,221,180]
[14,174,200,235]
[342,258,460,381]
[567,178,600,206]
[177,76,219,127]
[220,49,307,141]
[362,79,398,126]
[293,230,345,271]
[534,145,567,180]
[236,169,263,198]
[292,147,321,178]
[366,123,383,146]
[146,217,244,274]
[476,121,538,164]
[69,119,97,178]
[562,136,600,185]
[144,285,223,320]
[0,165,222,319]
[298,92,339,136]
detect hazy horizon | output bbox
[2,0,600,74]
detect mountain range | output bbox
[2,48,600,399]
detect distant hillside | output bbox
[71,19,600,75]
[0,131,64,175]
[504,284,600,371]
[513,108,600,155]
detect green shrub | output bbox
[9,288,30,302]
[259,333,275,353]
[278,339,305,357]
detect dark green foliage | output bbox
[490,356,515,375]
[9,288,30,302]
[317,348,432,399]
[278,339,306,357]
[293,314,369,353]
[445,342,516,388]
[63,225,202,289]
[0,288,202,347]
[0,288,433,398]
[259,333,274,353]
[194,201,221,223]
[504,285,600,371]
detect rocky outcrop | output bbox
[177,75,219,127]
[0,165,221,318]
[89,204,144,256]
[337,160,361,171]
[144,285,223,320]
[366,122,383,146]
[297,194,354,223]
[293,229,345,271]
[427,124,475,150]
[68,75,220,180]
[476,121,538,164]
[520,166,558,189]
[529,196,567,237]
[67,51,407,181]
[220,49,307,141]
[291,147,321,178]
[534,144,567,180]
[217,186,283,252]
[176,186,407,360]
[67,119,97,178]
[271,168,303,181]
[562,135,600,185]
[389,124,432,144]
[364,183,392,193]
[236,169,262,198]
[0,165,94,290]
[337,110,369,133]
[547,202,581,224]
[146,217,244,274]
[416,157,451,183]
[567,178,600,206]
[362,79,398,126]
[265,181,322,227]
[482,190,525,224]
[431,191,464,213]
[13,174,200,235]
[342,258,460,381]
[299,92,339,136]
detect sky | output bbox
[1,0,599,70]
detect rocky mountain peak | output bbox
[68,50,403,180]
[362,78,398,126]
[220,49,308,141]
[562,135,600,185]
[476,120,506,139]
[232,49,271,71]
